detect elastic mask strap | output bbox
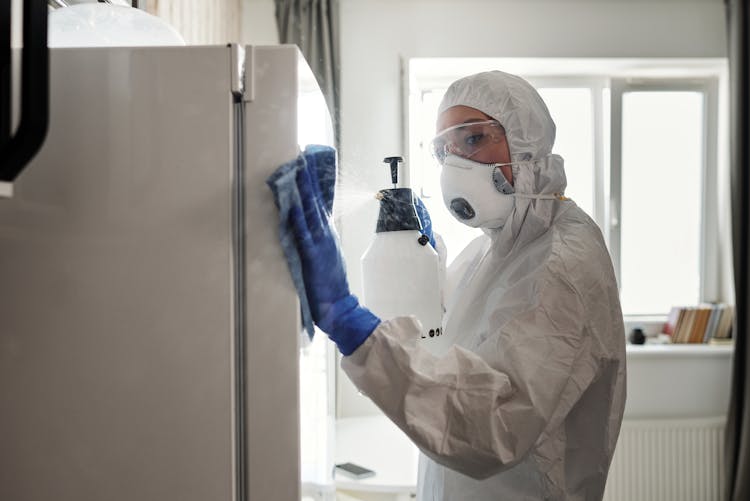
[493,155,568,201]
[513,192,569,201]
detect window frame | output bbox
[609,77,721,305]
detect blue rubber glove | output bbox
[414,196,436,249]
[289,164,380,355]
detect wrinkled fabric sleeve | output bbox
[341,274,593,480]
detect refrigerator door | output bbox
[241,45,336,501]
[0,46,238,501]
[240,44,304,501]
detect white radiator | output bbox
[603,417,726,501]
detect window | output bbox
[407,59,723,317]
[615,86,708,314]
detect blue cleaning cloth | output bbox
[267,145,337,339]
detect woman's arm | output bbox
[341,275,596,480]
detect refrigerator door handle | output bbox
[1,0,10,146]
[0,0,49,183]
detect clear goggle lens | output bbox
[430,120,505,165]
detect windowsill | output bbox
[626,342,734,357]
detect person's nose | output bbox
[445,143,460,156]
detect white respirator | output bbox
[440,154,563,229]
[440,154,516,229]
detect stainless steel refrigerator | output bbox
[0,44,334,501]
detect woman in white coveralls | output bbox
[289,70,626,500]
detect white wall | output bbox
[142,0,242,43]
[337,0,727,418]
[241,0,279,45]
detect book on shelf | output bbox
[662,303,734,343]
[689,306,712,343]
[713,304,734,339]
[675,307,696,343]
[664,306,682,336]
[702,305,724,343]
[669,307,688,342]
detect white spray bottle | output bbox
[361,156,443,341]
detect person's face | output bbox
[436,105,513,185]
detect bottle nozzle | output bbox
[383,156,403,188]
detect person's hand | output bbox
[413,196,447,310]
[414,196,436,249]
[289,165,348,323]
[289,165,380,355]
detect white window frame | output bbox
[608,77,721,303]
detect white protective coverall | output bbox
[342,71,626,500]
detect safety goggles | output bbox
[430,120,506,165]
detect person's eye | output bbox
[465,133,485,146]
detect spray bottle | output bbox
[361,156,443,340]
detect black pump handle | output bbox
[383,156,403,186]
[0,0,49,182]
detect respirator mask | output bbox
[438,155,565,228]
[439,155,516,228]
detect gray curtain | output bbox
[275,0,341,147]
[725,1,750,499]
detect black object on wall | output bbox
[0,0,49,182]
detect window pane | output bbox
[620,91,703,315]
[536,88,595,217]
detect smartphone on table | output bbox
[335,462,376,480]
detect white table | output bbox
[335,415,419,500]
